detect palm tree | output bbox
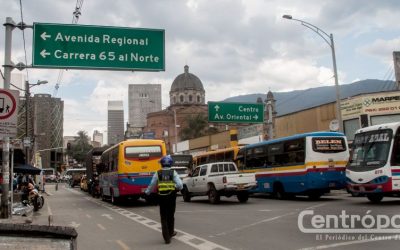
[67,130,93,164]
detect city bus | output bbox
[346,122,400,203]
[236,132,349,199]
[193,146,241,167]
[99,139,167,204]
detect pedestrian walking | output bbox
[145,155,183,244]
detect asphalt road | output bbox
[43,184,400,250]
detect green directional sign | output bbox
[32,23,165,71]
[208,102,264,123]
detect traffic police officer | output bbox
[145,155,183,244]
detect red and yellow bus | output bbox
[99,139,166,204]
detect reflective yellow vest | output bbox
[157,169,175,195]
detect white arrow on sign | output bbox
[40,49,50,58]
[40,32,51,40]
[253,114,258,120]
[214,105,220,112]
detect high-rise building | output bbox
[107,100,124,145]
[92,130,103,146]
[31,94,64,169]
[128,84,161,128]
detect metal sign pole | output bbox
[1,17,15,219]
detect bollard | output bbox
[55,182,58,191]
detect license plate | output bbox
[329,182,336,187]
[359,186,365,192]
[237,184,244,189]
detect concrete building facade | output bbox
[128,84,161,129]
[31,94,64,169]
[92,130,103,146]
[107,100,124,145]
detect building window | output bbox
[197,95,201,103]
[180,95,184,103]
[189,95,193,102]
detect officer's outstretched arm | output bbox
[173,171,183,191]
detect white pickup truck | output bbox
[181,162,257,204]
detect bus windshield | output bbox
[347,129,392,171]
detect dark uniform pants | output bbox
[158,191,177,243]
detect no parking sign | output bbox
[0,88,19,138]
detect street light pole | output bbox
[282,15,343,133]
[23,80,48,164]
[25,81,30,164]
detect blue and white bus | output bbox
[236,132,349,199]
[346,122,400,203]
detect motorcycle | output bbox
[22,185,44,211]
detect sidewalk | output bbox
[0,184,77,249]
[2,185,54,225]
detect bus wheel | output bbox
[367,193,383,203]
[237,192,249,203]
[273,183,286,200]
[208,184,220,204]
[182,186,191,202]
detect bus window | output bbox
[229,164,236,172]
[216,152,224,162]
[211,164,218,173]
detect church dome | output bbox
[169,65,206,106]
[171,65,204,92]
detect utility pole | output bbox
[25,81,30,164]
[1,17,16,219]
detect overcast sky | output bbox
[1,0,399,140]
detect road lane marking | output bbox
[97,223,106,230]
[70,221,80,228]
[116,240,130,250]
[101,214,114,220]
[298,234,400,250]
[86,214,91,218]
[66,188,230,250]
[304,203,327,210]
[215,212,296,236]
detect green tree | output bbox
[180,114,210,140]
[67,130,93,164]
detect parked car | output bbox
[64,168,86,188]
[181,162,257,204]
[42,168,57,183]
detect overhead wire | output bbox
[19,0,30,82]
[53,0,84,97]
